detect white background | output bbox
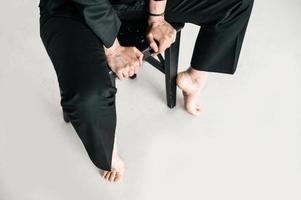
[0,0,300,199]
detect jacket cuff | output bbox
[74,1,122,48]
[84,7,122,48]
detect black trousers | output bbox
[39,0,254,171]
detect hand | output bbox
[104,40,144,80]
[146,17,177,55]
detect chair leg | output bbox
[164,31,181,109]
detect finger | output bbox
[138,53,143,66]
[117,69,125,80]
[131,60,138,75]
[138,52,144,65]
[158,38,168,54]
[129,57,139,74]
[129,65,135,77]
[122,66,129,79]
[146,33,159,53]
[117,72,124,80]
[134,61,140,74]
[169,32,176,43]
[134,48,144,65]
[167,37,174,48]
[172,33,177,43]
[132,50,142,74]
[122,70,129,79]
[172,35,176,43]
[165,36,174,50]
[127,63,134,77]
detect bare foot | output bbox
[176,67,208,116]
[100,140,124,183]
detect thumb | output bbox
[147,34,158,53]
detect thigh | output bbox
[164,0,244,25]
[40,14,114,99]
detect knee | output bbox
[214,0,254,28]
[230,0,254,14]
[79,85,117,107]
[244,0,254,5]
[242,0,254,9]
[62,84,117,121]
[228,0,254,14]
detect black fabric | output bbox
[39,0,146,48]
[40,13,117,171]
[39,0,254,171]
[163,0,254,74]
[110,0,137,4]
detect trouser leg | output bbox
[39,13,117,171]
[164,0,254,74]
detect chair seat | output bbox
[117,20,184,59]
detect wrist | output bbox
[148,15,165,25]
[104,38,121,57]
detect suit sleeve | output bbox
[71,0,122,48]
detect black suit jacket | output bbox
[39,0,147,48]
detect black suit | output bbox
[39,0,254,171]
[39,0,146,48]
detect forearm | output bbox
[148,0,167,24]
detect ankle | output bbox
[187,67,207,79]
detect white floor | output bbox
[1,1,301,199]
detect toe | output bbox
[188,107,201,116]
[194,108,202,115]
[195,104,202,111]
[114,173,121,182]
[104,172,111,180]
[109,171,116,182]
[100,170,108,177]
[114,172,123,182]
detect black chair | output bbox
[110,19,185,109]
[63,20,185,123]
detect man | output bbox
[39,0,254,183]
